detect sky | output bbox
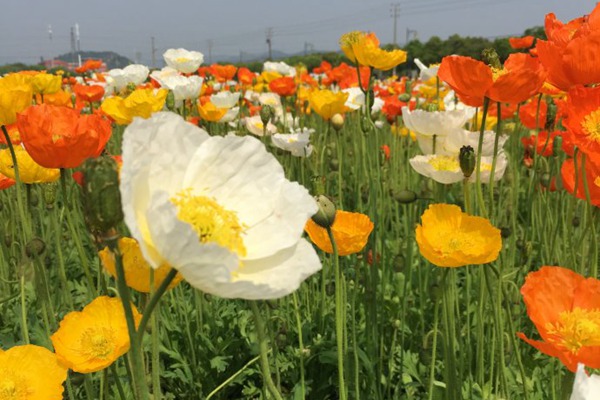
[1,0,598,66]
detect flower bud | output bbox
[25,237,46,258]
[424,103,439,112]
[43,182,58,209]
[398,93,411,102]
[552,135,563,156]
[311,195,336,228]
[329,159,339,171]
[260,105,275,126]
[331,113,344,131]
[165,90,176,111]
[459,145,476,178]
[81,156,123,234]
[482,48,501,69]
[393,189,417,204]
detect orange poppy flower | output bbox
[269,76,296,97]
[437,53,545,107]
[17,104,112,169]
[210,64,237,82]
[521,131,559,157]
[0,172,15,190]
[509,35,535,49]
[51,296,141,373]
[535,5,600,91]
[73,84,105,103]
[198,101,228,122]
[304,210,374,256]
[237,67,256,86]
[0,123,21,145]
[36,90,73,107]
[75,59,103,74]
[487,102,518,120]
[562,85,600,158]
[517,266,600,372]
[313,60,332,75]
[561,152,600,207]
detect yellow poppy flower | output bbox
[415,204,502,267]
[31,73,62,95]
[101,88,167,125]
[0,74,33,126]
[51,296,141,373]
[304,210,374,256]
[99,237,183,293]
[0,146,60,184]
[308,89,349,121]
[339,31,407,71]
[0,344,67,400]
[198,101,228,122]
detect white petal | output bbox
[571,363,600,400]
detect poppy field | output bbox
[1,4,600,400]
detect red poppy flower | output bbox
[561,152,600,207]
[73,84,105,103]
[269,76,296,97]
[487,102,517,120]
[562,85,600,158]
[210,64,237,82]
[519,99,548,129]
[75,59,103,74]
[313,60,332,75]
[509,36,535,49]
[17,104,112,169]
[0,172,15,190]
[521,131,559,157]
[237,67,256,86]
[535,5,600,91]
[437,53,546,107]
[518,266,600,372]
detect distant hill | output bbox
[56,51,133,69]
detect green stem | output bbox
[327,226,347,400]
[475,98,490,218]
[292,292,306,400]
[249,301,284,400]
[135,268,178,345]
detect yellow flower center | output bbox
[0,376,27,400]
[172,189,247,257]
[581,109,600,142]
[339,31,363,47]
[594,176,600,188]
[428,156,459,171]
[491,67,507,82]
[545,308,600,354]
[81,328,115,359]
[175,57,190,64]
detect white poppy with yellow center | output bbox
[120,112,320,299]
[409,153,507,184]
[163,48,204,74]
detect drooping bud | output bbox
[260,105,275,126]
[165,90,176,111]
[398,93,411,103]
[43,182,58,209]
[311,195,336,228]
[545,97,557,131]
[81,156,123,235]
[459,146,476,178]
[481,48,501,69]
[392,189,417,204]
[25,237,46,258]
[331,113,344,131]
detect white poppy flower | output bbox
[158,75,203,103]
[571,363,600,400]
[442,128,509,157]
[120,112,321,299]
[211,91,241,109]
[108,64,150,91]
[263,61,296,77]
[219,107,240,123]
[443,90,476,115]
[342,87,365,111]
[414,58,439,81]
[163,48,204,74]
[272,128,314,157]
[402,106,471,137]
[150,66,180,86]
[245,115,278,137]
[409,153,507,184]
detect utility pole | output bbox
[151,36,157,68]
[70,26,76,64]
[390,3,400,47]
[265,27,273,60]
[48,24,53,68]
[304,42,314,56]
[207,39,213,64]
[405,28,418,45]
